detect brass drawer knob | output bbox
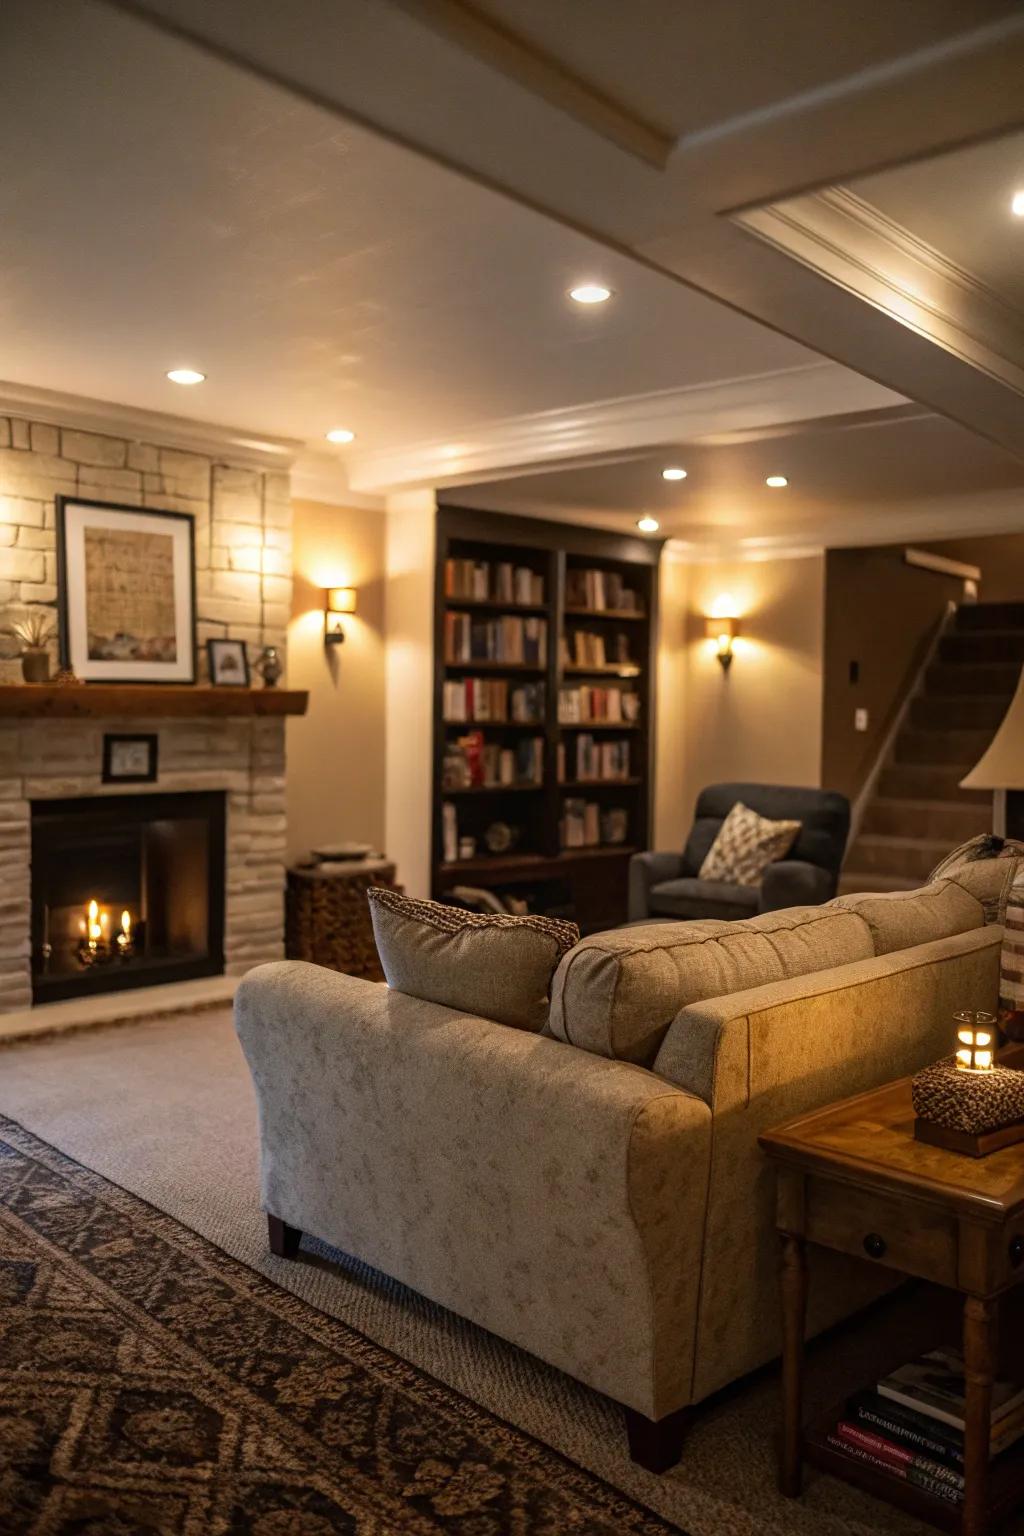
[863,1232,887,1260]
[1010,1236,1024,1270]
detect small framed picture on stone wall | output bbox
[102,733,158,784]
[56,497,196,684]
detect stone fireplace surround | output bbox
[0,402,303,1027]
[0,709,288,1015]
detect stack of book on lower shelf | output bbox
[825,1347,1024,1510]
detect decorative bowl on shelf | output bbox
[311,842,373,863]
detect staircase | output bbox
[839,602,1024,896]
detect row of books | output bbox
[442,678,545,724]
[445,613,547,666]
[560,800,629,849]
[441,731,544,790]
[558,686,641,724]
[824,1347,1024,1511]
[565,567,642,613]
[560,630,635,670]
[444,558,545,606]
[559,736,632,783]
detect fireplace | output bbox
[30,791,226,1003]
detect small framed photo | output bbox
[207,637,250,687]
[103,733,158,785]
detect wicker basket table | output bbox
[285,858,400,981]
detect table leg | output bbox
[780,1231,808,1498]
[963,1294,996,1536]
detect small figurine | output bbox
[255,646,283,688]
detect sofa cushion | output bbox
[698,801,801,886]
[649,877,759,922]
[368,889,579,1032]
[831,879,983,956]
[945,856,1022,925]
[548,905,873,1064]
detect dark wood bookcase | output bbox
[433,505,662,932]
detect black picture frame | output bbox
[56,496,197,684]
[102,733,159,785]
[207,637,250,687]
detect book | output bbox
[835,1421,964,1490]
[825,1434,963,1507]
[879,1349,1024,1434]
[847,1389,965,1470]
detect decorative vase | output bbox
[21,649,50,684]
[256,646,283,688]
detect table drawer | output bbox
[804,1176,959,1286]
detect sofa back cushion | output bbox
[681,782,850,879]
[548,905,873,1064]
[368,889,579,1032]
[831,879,985,956]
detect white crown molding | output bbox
[346,361,906,493]
[0,380,303,469]
[289,450,387,510]
[735,189,1024,399]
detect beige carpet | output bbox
[0,1009,1013,1536]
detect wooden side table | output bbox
[760,1044,1024,1536]
[286,859,400,981]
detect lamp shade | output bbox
[326,586,357,614]
[704,615,740,641]
[961,667,1024,789]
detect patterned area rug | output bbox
[0,1114,682,1535]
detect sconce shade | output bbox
[704,615,740,641]
[327,586,357,615]
[961,667,1024,788]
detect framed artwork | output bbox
[102,733,158,785]
[207,637,250,686]
[56,497,196,683]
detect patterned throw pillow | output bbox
[698,801,801,887]
[928,834,1024,924]
[367,888,579,1032]
[1001,877,1024,1015]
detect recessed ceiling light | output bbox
[637,516,660,533]
[661,466,687,481]
[569,283,612,305]
[765,475,788,488]
[325,428,356,444]
[166,368,205,386]
[1012,190,1024,218]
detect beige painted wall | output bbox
[654,555,690,850]
[384,491,436,899]
[286,498,386,864]
[674,554,826,835]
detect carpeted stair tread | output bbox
[954,602,1024,630]
[837,871,922,895]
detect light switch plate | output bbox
[855,708,869,732]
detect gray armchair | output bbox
[629,782,850,923]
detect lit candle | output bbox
[121,910,131,938]
[955,1010,996,1072]
[87,898,101,945]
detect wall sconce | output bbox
[704,614,741,672]
[324,586,357,647]
[955,1010,996,1073]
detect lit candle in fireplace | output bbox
[87,898,101,948]
[117,910,132,954]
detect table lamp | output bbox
[961,667,1024,839]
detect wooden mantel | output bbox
[0,684,309,718]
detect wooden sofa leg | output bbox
[624,1405,691,1473]
[267,1214,302,1259]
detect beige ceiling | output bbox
[854,129,1024,306]
[442,410,1024,545]
[0,0,821,458]
[121,0,1024,461]
[463,0,1015,142]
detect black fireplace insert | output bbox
[30,791,226,1003]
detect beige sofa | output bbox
[234,859,1012,1471]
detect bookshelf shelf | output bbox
[564,606,646,621]
[433,506,661,930]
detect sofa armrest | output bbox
[235,959,712,1421]
[758,859,833,913]
[650,925,1002,1403]
[628,850,685,921]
